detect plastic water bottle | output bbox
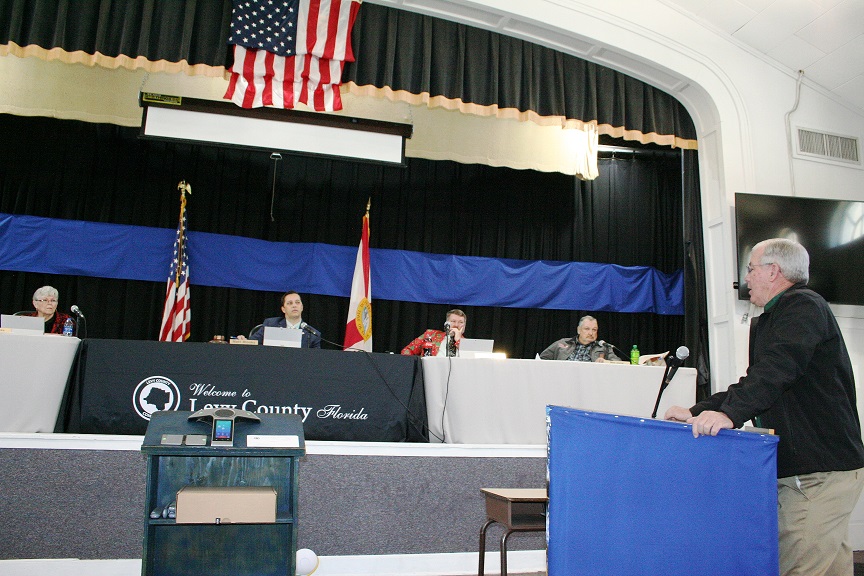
[63,317,74,337]
[630,344,639,365]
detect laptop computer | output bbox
[262,326,303,348]
[458,338,496,358]
[0,314,45,335]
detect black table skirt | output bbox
[57,339,428,442]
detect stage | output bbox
[0,433,546,576]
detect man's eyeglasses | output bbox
[746,263,773,274]
[34,298,58,304]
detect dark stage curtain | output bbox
[0,114,688,359]
[682,149,711,400]
[345,3,697,146]
[0,0,695,146]
[0,0,231,69]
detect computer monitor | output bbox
[458,338,495,358]
[0,314,44,335]
[262,326,303,348]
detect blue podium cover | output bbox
[546,406,779,576]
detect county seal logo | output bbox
[355,297,372,341]
[133,375,181,420]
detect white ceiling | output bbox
[661,0,864,114]
[373,0,864,115]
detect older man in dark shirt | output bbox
[539,315,620,362]
[665,238,864,576]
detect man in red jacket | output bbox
[401,309,466,357]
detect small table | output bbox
[479,488,547,576]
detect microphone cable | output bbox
[312,333,444,443]
[439,354,453,444]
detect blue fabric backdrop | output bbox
[546,406,778,575]
[0,213,683,314]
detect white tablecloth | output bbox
[422,358,697,444]
[0,333,80,432]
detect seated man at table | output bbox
[401,309,466,356]
[539,315,619,362]
[238,291,321,348]
[23,285,75,335]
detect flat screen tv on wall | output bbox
[735,192,864,306]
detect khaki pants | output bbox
[778,468,864,576]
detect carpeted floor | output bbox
[459,554,864,575]
[468,556,864,576]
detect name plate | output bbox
[247,434,300,448]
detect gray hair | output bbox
[577,315,597,329]
[33,285,59,301]
[753,238,809,283]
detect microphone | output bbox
[652,345,689,418]
[444,321,456,338]
[596,340,626,359]
[70,304,85,319]
[299,322,320,336]
[664,345,690,384]
[443,322,458,356]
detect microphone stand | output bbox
[651,363,672,419]
[445,333,457,357]
[608,343,628,360]
[73,314,87,339]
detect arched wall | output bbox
[384,0,864,392]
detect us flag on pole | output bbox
[224,0,362,112]
[343,200,371,351]
[159,183,191,342]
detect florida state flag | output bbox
[343,200,371,351]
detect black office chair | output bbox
[248,324,264,339]
[12,310,33,316]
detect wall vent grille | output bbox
[797,128,860,164]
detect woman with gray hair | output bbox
[26,285,74,335]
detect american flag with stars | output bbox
[224,0,362,111]
[159,182,191,342]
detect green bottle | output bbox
[630,344,639,365]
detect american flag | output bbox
[224,0,362,112]
[159,183,191,342]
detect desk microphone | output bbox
[70,304,85,319]
[596,340,626,359]
[444,321,454,337]
[299,322,320,336]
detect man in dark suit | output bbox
[243,291,321,348]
